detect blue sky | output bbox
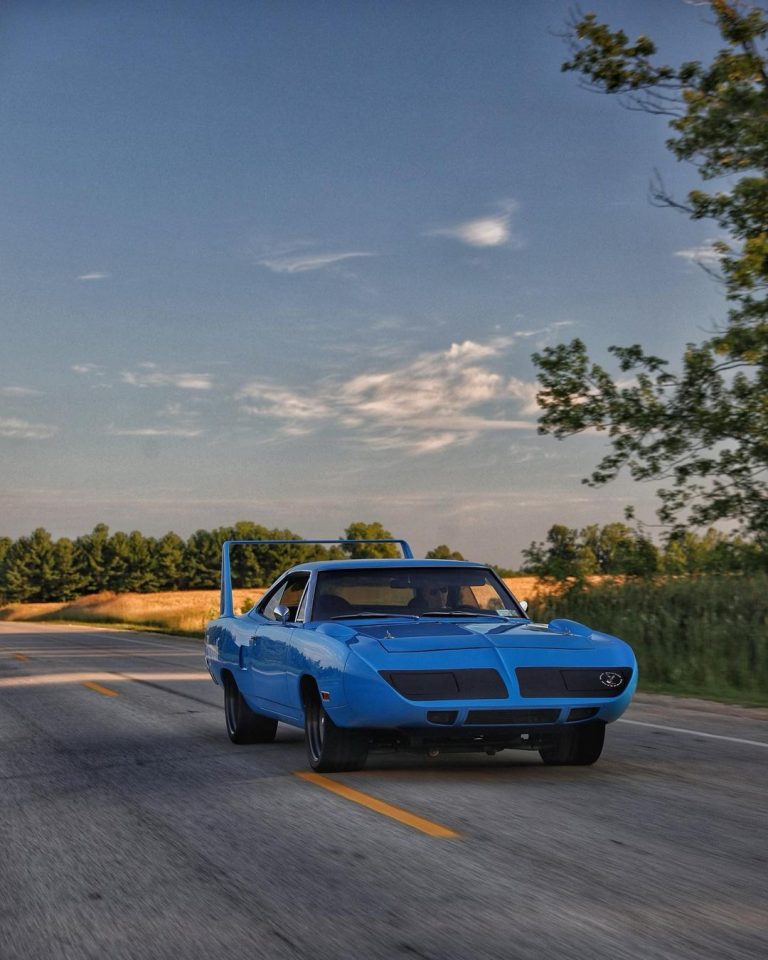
[0,1,729,563]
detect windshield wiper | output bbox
[330,612,421,621]
[419,611,501,618]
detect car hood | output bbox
[348,617,596,652]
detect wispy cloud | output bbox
[427,200,521,249]
[674,239,724,267]
[109,427,203,438]
[72,363,103,375]
[238,381,330,420]
[239,335,539,453]
[257,251,375,274]
[77,272,110,281]
[0,417,56,440]
[121,364,213,390]
[0,386,43,397]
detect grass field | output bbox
[0,588,265,635]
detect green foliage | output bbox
[425,544,465,560]
[523,520,763,578]
[342,521,400,558]
[528,574,768,702]
[523,521,661,578]
[0,519,405,602]
[0,537,11,569]
[536,3,768,540]
[74,523,110,593]
[489,564,520,578]
[153,532,185,590]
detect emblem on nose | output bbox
[599,671,624,688]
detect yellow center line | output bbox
[81,681,120,698]
[14,653,30,661]
[295,771,460,838]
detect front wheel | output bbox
[224,675,278,745]
[304,692,368,772]
[539,721,605,766]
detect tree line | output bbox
[0,520,415,604]
[522,522,765,580]
[3,517,761,605]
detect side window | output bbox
[259,574,309,622]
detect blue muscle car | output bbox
[204,538,637,772]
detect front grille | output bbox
[381,668,508,701]
[465,709,559,725]
[516,667,633,698]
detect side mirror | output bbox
[519,600,529,613]
[274,603,290,624]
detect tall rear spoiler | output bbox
[219,538,414,617]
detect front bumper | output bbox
[329,650,638,730]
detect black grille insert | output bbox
[466,709,559,725]
[516,667,633,698]
[381,669,508,701]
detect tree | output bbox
[74,523,111,593]
[426,544,466,560]
[123,531,157,592]
[522,521,661,578]
[342,522,400,559]
[0,537,11,602]
[581,522,660,576]
[522,524,598,580]
[152,532,186,590]
[1,528,57,601]
[49,537,85,600]
[183,528,226,589]
[533,2,768,544]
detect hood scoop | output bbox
[361,618,595,652]
[363,622,491,653]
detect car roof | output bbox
[281,558,491,575]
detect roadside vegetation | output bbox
[0,589,262,636]
[528,575,768,706]
[522,522,766,579]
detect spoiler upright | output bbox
[219,538,414,617]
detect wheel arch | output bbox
[299,674,320,706]
[220,667,236,688]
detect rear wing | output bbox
[219,538,414,617]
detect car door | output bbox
[247,573,310,708]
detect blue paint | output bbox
[205,545,637,767]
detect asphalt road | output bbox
[1,622,766,960]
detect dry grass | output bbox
[0,577,564,635]
[503,576,560,601]
[0,589,265,635]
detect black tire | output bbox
[223,675,278,745]
[304,691,368,772]
[539,721,605,766]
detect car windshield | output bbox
[312,567,524,620]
